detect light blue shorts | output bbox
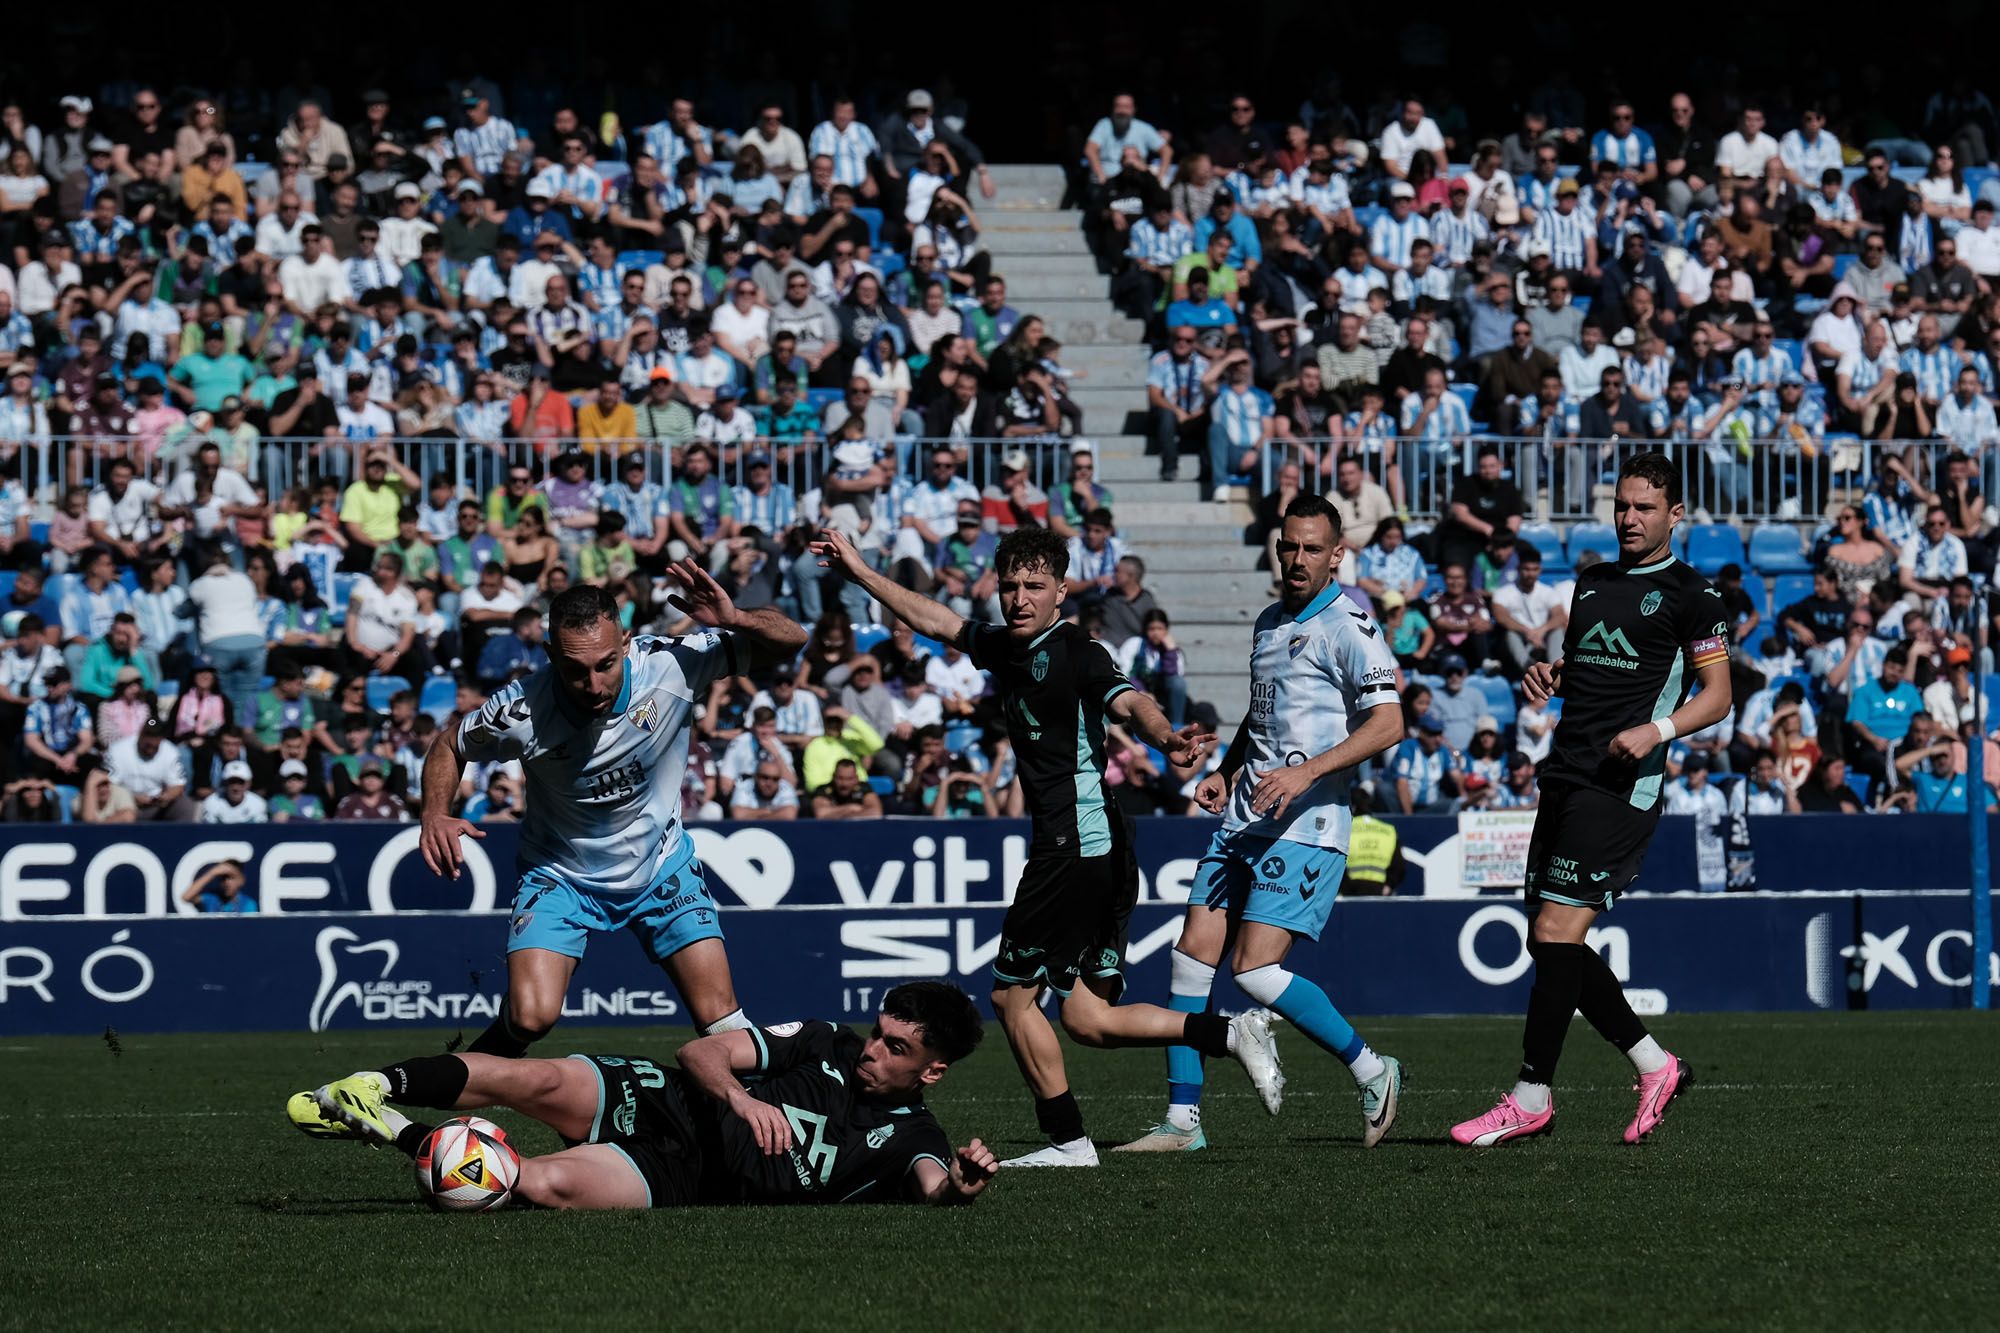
[1191,828,1346,942]
[507,843,724,964]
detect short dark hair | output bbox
[1084,507,1114,528]
[1618,451,1682,507]
[547,584,621,637]
[1282,491,1344,544]
[994,526,1070,581]
[881,981,983,1063]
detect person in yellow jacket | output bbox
[1342,785,1405,895]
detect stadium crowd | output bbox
[2,69,1999,829]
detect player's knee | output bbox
[1057,1000,1112,1047]
[507,997,562,1040]
[515,1158,580,1210]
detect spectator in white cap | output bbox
[44,96,94,182]
[199,760,269,824]
[881,89,993,199]
[980,449,1050,533]
[270,759,327,822]
[379,181,437,269]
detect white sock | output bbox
[700,1009,753,1036]
[1166,1103,1201,1133]
[1054,1135,1091,1153]
[1511,1080,1552,1114]
[1223,1020,1239,1054]
[1347,1045,1388,1085]
[1625,1035,1669,1075]
[1170,950,1216,1000]
[382,1105,413,1137]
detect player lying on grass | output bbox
[289,982,998,1208]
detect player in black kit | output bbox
[293,982,1001,1207]
[810,524,1285,1168]
[1450,452,1731,1148]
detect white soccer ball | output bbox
[415,1116,520,1212]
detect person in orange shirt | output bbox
[575,374,637,452]
[508,364,575,452]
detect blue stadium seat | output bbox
[1739,619,1775,658]
[1774,339,1805,373]
[1567,522,1618,567]
[1517,524,1564,566]
[1831,253,1855,280]
[0,571,14,600]
[911,633,945,661]
[851,207,884,251]
[1571,294,1591,315]
[1846,770,1872,805]
[1670,527,1689,562]
[1422,573,1444,600]
[617,249,663,271]
[944,722,981,755]
[1771,573,1816,613]
[806,388,843,412]
[1474,674,1516,726]
[29,521,48,544]
[54,784,80,824]
[1448,382,1479,415]
[1687,524,1747,576]
[1750,525,1810,573]
[155,679,179,703]
[852,623,889,653]
[419,674,457,722]
[1353,204,1385,232]
[867,776,896,797]
[118,567,140,592]
[366,675,412,712]
[1741,575,1769,618]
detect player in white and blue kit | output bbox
[419,571,808,1057]
[1118,494,1409,1154]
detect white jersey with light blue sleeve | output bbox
[1225,585,1400,851]
[456,630,741,896]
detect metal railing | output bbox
[7,432,1083,521]
[5,429,1971,534]
[1263,433,1970,526]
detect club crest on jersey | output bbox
[628,697,660,732]
[1288,635,1309,658]
[1640,590,1662,616]
[867,1123,896,1149]
[1031,650,1049,681]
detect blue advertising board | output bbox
[0,818,1992,1034]
[0,816,1988,921]
[2,894,1992,1036]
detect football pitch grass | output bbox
[5,1012,1997,1331]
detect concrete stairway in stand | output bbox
[981,165,1258,726]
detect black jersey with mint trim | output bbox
[1546,555,1730,808]
[964,619,1135,858]
[681,1020,950,1204]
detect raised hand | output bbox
[666,558,739,629]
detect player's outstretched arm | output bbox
[911,1139,998,1205]
[418,723,483,879]
[666,559,810,668]
[806,527,967,645]
[676,1028,795,1156]
[1109,689,1216,769]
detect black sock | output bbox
[1035,1092,1086,1145]
[1181,1012,1232,1059]
[1574,946,1650,1053]
[378,1054,469,1109]
[466,1007,533,1058]
[394,1121,436,1158]
[1519,940,1589,1086]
